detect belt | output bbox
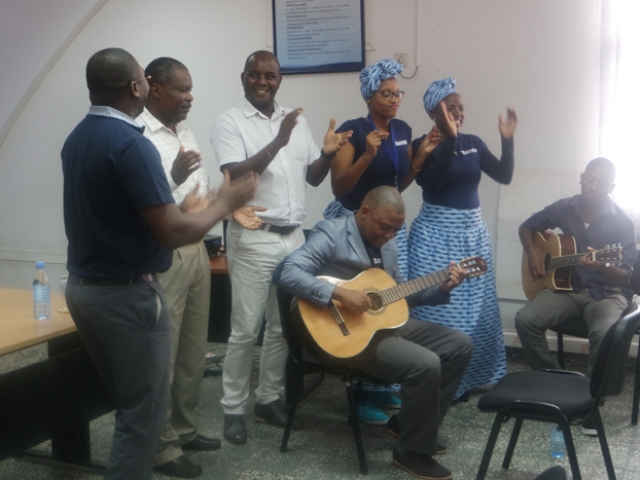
[68,273,157,286]
[259,223,298,235]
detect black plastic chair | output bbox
[277,287,384,475]
[552,255,640,424]
[552,303,640,425]
[476,303,640,480]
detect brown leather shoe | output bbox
[385,416,447,455]
[154,455,202,478]
[182,434,221,451]
[392,446,452,480]
[253,400,303,429]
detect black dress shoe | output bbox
[384,416,447,455]
[253,400,303,429]
[182,434,221,451]
[224,414,247,444]
[392,446,452,480]
[154,455,202,478]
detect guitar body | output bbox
[297,268,409,359]
[521,231,576,300]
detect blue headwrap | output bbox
[423,77,457,114]
[359,59,404,101]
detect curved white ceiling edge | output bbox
[0,0,109,151]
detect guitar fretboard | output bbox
[377,269,450,305]
[548,254,588,270]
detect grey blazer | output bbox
[273,214,449,308]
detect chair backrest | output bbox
[591,302,640,398]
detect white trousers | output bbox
[221,222,305,414]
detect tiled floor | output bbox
[1,345,640,479]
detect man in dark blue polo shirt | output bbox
[61,47,256,480]
[515,157,636,392]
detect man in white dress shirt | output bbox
[138,57,217,479]
[210,50,352,444]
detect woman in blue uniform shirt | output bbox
[408,77,518,400]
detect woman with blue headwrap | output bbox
[408,78,518,400]
[322,59,436,426]
[323,59,438,278]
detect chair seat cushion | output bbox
[478,370,596,418]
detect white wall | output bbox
[0,0,603,345]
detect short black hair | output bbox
[86,48,139,96]
[243,50,279,73]
[145,57,188,85]
[585,157,616,180]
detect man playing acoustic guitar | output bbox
[273,186,473,480]
[515,158,636,428]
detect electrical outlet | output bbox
[393,52,411,71]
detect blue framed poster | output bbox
[273,0,365,75]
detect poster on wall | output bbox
[273,0,364,74]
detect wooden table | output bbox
[0,288,111,471]
[0,289,75,355]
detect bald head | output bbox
[241,50,282,116]
[355,187,405,249]
[362,186,405,215]
[243,50,280,73]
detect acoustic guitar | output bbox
[521,230,623,300]
[297,257,487,359]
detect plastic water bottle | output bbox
[550,424,566,458]
[33,261,51,320]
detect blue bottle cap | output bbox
[36,261,45,268]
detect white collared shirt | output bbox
[137,108,210,205]
[210,97,321,226]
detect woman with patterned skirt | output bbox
[322,59,440,424]
[408,78,518,399]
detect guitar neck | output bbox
[548,252,593,270]
[378,269,450,305]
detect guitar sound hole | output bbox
[367,292,383,311]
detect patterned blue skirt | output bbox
[408,203,506,397]
[324,199,409,281]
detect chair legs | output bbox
[476,411,506,480]
[593,412,616,480]
[280,362,305,453]
[557,332,565,369]
[476,408,585,480]
[502,417,523,469]
[632,340,640,426]
[345,376,368,475]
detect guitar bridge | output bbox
[329,302,350,336]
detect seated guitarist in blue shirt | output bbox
[273,186,473,480]
[516,157,636,425]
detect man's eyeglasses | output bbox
[105,75,151,90]
[133,75,152,84]
[376,90,404,101]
